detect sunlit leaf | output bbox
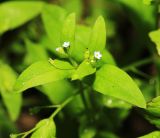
[42,4,67,49]
[31,119,56,138]
[88,16,106,53]
[72,60,96,80]
[61,13,76,55]
[14,61,74,93]
[93,64,146,108]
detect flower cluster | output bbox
[56,41,102,63]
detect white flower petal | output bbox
[62,41,70,48]
[94,51,102,59]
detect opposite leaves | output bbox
[93,64,146,108]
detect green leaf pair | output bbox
[13,4,146,112]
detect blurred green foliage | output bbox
[0,0,160,138]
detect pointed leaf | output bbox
[93,64,146,108]
[71,25,91,62]
[88,16,106,52]
[14,61,74,93]
[42,4,67,48]
[61,13,76,55]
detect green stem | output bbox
[29,105,60,114]
[79,82,90,112]
[68,57,78,67]
[122,57,153,71]
[49,94,76,119]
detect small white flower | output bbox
[56,47,61,52]
[62,41,70,48]
[94,51,102,59]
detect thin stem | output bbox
[29,105,60,114]
[79,82,90,112]
[122,57,153,71]
[68,57,78,67]
[49,94,76,119]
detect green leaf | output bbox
[143,0,153,5]
[146,96,160,116]
[62,0,83,18]
[0,62,22,121]
[0,1,44,34]
[139,131,160,138]
[31,119,56,138]
[119,0,155,26]
[41,80,75,104]
[24,40,48,65]
[61,13,76,55]
[80,127,96,138]
[71,25,91,62]
[49,59,75,70]
[96,50,116,68]
[88,16,106,52]
[14,61,74,93]
[72,60,96,80]
[93,64,146,108]
[42,4,67,49]
[149,29,160,55]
